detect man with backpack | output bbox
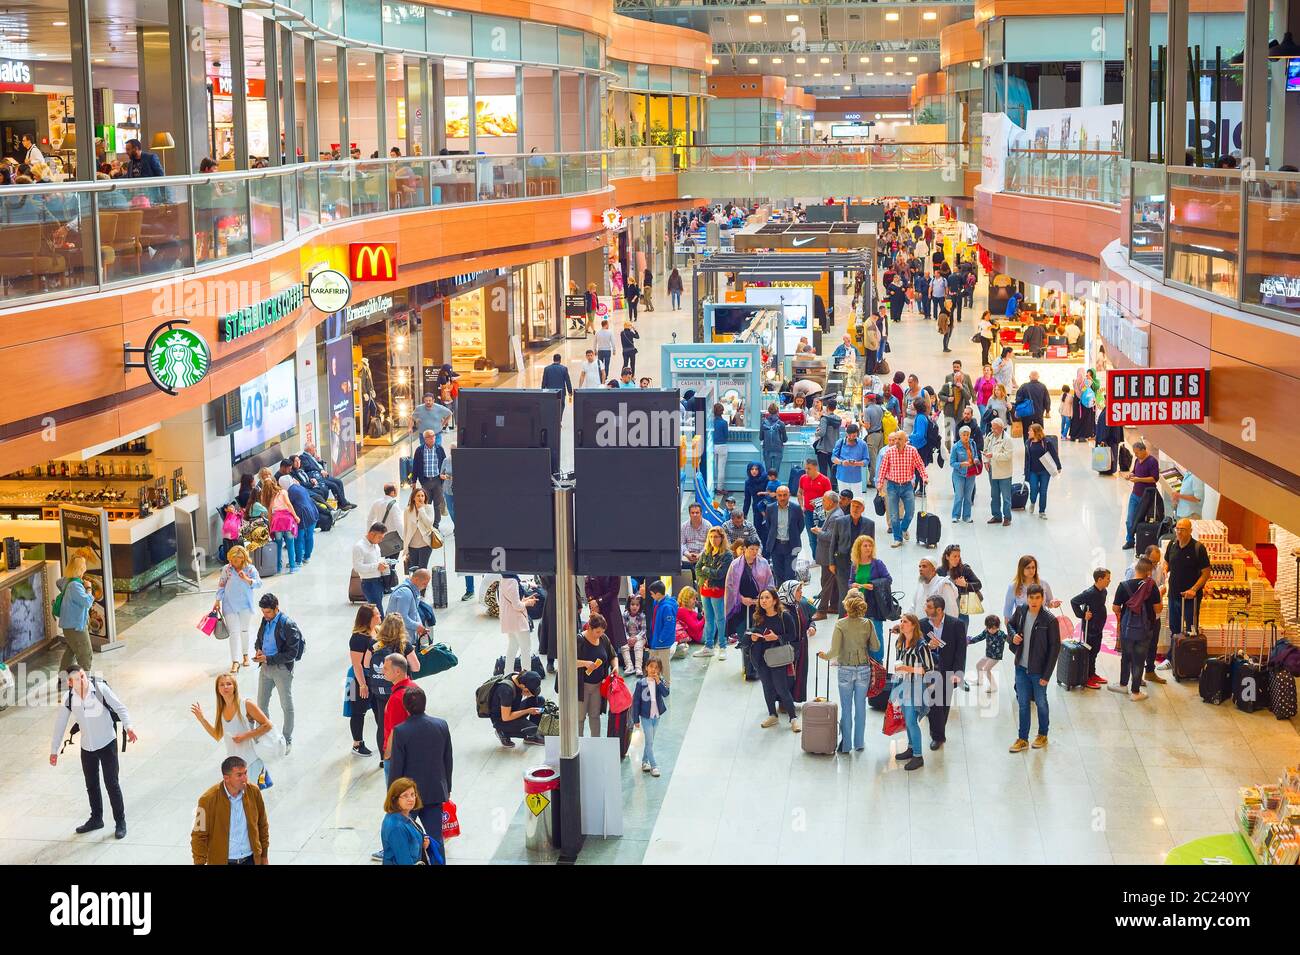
[813,398,842,488]
[1109,557,1163,702]
[253,593,303,753]
[50,665,137,839]
[831,422,870,496]
[483,670,545,747]
[760,404,787,478]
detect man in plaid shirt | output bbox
[877,430,928,548]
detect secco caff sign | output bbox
[1106,368,1209,425]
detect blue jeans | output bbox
[951,470,975,521]
[884,480,915,543]
[443,491,474,593]
[274,531,298,572]
[1014,665,1050,741]
[702,595,726,649]
[989,476,1013,521]
[868,619,885,662]
[640,716,660,768]
[361,577,386,614]
[670,290,681,309]
[296,522,315,563]
[837,664,872,752]
[896,678,928,756]
[1027,471,1051,513]
[1124,493,1142,547]
[1061,416,1071,439]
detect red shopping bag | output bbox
[197,612,219,636]
[882,700,906,736]
[442,801,460,840]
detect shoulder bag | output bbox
[762,611,798,668]
[379,500,403,558]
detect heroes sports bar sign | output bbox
[1106,368,1209,425]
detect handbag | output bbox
[867,659,888,697]
[378,500,403,558]
[606,676,633,714]
[958,592,984,616]
[873,492,886,517]
[198,611,220,636]
[965,459,983,478]
[413,640,458,679]
[763,642,797,668]
[1014,397,1035,418]
[442,801,461,840]
[882,699,906,736]
[537,701,561,736]
[1091,446,1111,471]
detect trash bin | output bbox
[523,766,560,850]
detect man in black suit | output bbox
[539,353,573,397]
[919,594,967,750]
[1012,370,1051,443]
[763,485,804,585]
[829,497,875,607]
[299,443,355,509]
[410,430,446,526]
[388,685,454,864]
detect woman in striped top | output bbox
[892,612,933,771]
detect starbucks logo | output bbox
[147,327,211,393]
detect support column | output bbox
[68,0,95,180]
[375,51,387,156]
[1243,0,1270,169]
[552,69,562,154]
[430,59,445,155]
[1164,0,1188,165]
[303,37,319,162]
[338,44,351,156]
[281,27,297,163]
[263,17,282,165]
[467,60,477,155]
[516,65,525,154]
[229,7,249,169]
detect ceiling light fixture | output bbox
[786,14,800,22]
[795,57,805,64]
[772,57,783,64]
[843,85,851,90]
[885,71,894,76]
[747,14,763,23]
[748,57,758,64]
[859,56,869,64]
[884,56,894,63]
[923,11,938,20]
[885,12,899,21]
[820,56,830,63]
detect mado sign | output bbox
[670,354,752,372]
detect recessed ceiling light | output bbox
[833,73,840,77]
[747,14,763,23]
[323,57,333,61]
[843,85,851,90]
[923,11,938,20]
[819,56,830,63]
[859,57,869,64]
[865,72,874,76]
[885,71,894,76]
[772,57,783,64]
[52,20,66,26]
[813,72,822,77]
[885,12,899,21]
[786,14,800,22]
[794,73,802,78]
[884,56,894,63]
[795,57,805,64]
[747,57,758,64]
[707,57,719,64]
[908,56,918,63]
[905,71,914,75]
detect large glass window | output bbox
[382,2,425,49]
[344,0,382,44]
[427,9,472,57]
[473,16,521,61]
[522,22,558,64]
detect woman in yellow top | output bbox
[850,534,892,660]
[817,590,881,753]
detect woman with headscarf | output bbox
[724,539,775,681]
[777,579,818,705]
[1071,368,1098,442]
[585,575,627,654]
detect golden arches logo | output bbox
[349,242,397,282]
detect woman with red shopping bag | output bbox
[888,613,933,772]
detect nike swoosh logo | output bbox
[791,236,818,247]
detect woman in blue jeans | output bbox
[891,613,933,771]
[949,426,979,523]
[817,590,881,753]
[1023,424,1063,519]
[693,528,732,658]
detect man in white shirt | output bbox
[577,349,603,389]
[50,666,137,839]
[21,133,45,168]
[594,320,617,381]
[913,557,959,621]
[982,418,1016,526]
[680,503,708,570]
[367,484,403,536]
[353,523,392,612]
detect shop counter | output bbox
[0,495,198,594]
[0,559,57,664]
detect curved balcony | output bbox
[1005,146,1126,206]
[0,151,608,309]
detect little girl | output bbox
[967,614,1007,692]
[632,658,670,777]
[622,594,647,676]
[1059,385,1074,441]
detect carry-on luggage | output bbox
[315,507,334,532]
[1118,444,1133,472]
[399,455,414,487]
[253,540,279,578]
[915,492,941,548]
[1171,597,1208,682]
[1134,520,1160,554]
[1010,482,1029,510]
[348,569,365,603]
[1233,616,1269,713]
[1055,640,1089,689]
[1199,617,1234,704]
[1269,627,1298,719]
[607,705,632,760]
[801,657,840,755]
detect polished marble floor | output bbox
[0,268,1294,866]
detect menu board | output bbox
[59,506,118,647]
[445,96,518,138]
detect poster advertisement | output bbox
[58,506,118,649]
[981,112,1010,193]
[445,96,518,138]
[326,335,358,474]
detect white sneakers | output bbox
[693,647,714,658]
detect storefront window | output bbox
[449,287,488,373]
[515,261,558,345]
[473,16,521,61]
[350,291,416,445]
[558,29,584,68]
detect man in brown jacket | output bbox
[191,756,270,865]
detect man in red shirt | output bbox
[877,431,929,548]
[382,655,415,761]
[798,456,832,552]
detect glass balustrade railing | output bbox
[1004,146,1125,205]
[684,142,961,170]
[0,151,609,308]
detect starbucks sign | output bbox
[145,325,211,394]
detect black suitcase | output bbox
[1118,444,1133,471]
[429,566,449,609]
[1233,621,1269,713]
[1010,482,1029,510]
[315,507,334,532]
[1199,657,1232,704]
[916,512,942,548]
[1055,640,1089,689]
[1134,520,1160,554]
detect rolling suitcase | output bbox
[915,492,941,548]
[801,657,840,755]
[1233,617,1269,713]
[1170,595,1208,682]
[253,541,279,578]
[429,548,449,610]
[1055,640,1089,690]
[1134,520,1159,554]
[1010,482,1029,510]
[1198,617,1234,704]
[399,455,414,487]
[607,705,632,760]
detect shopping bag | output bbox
[883,700,906,736]
[197,612,220,636]
[442,801,461,840]
[1091,446,1111,472]
[606,676,633,714]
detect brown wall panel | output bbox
[608,14,712,72]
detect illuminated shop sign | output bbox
[0,59,33,92]
[1106,368,1208,425]
[219,285,306,342]
[349,242,398,282]
[670,354,752,372]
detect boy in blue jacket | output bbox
[1069,568,1111,689]
[643,580,679,686]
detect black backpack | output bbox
[61,678,126,753]
[266,615,306,662]
[475,675,513,719]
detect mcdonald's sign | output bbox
[348,242,398,282]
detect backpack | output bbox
[475,675,513,719]
[61,678,126,753]
[881,411,898,437]
[266,615,306,662]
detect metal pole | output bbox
[552,475,583,862]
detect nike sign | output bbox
[791,236,818,247]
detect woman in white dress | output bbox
[190,672,275,788]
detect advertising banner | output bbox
[325,336,358,475]
[980,112,1011,193]
[58,506,120,650]
[1106,368,1209,426]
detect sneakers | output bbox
[672,643,688,659]
[352,743,373,757]
[791,719,801,734]
[692,647,714,658]
[1094,674,1108,684]
[890,540,903,548]
[718,648,727,661]
[1130,691,1148,701]
[460,592,475,602]
[1144,670,1167,685]
[496,729,516,748]
[371,850,384,861]
[1085,676,1104,689]
[1008,738,1029,753]
[650,767,661,777]
[1032,735,1049,749]
[903,532,910,541]
[1037,512,1047,520]
[641,761,652,772]
[522,734,544,746]
[75,818,104,834]
[1107,683,1128,694]
[760,715,779,728]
